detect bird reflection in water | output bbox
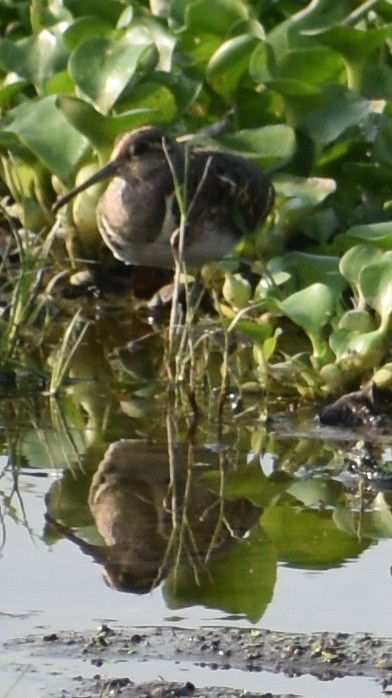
[46,438,261,594]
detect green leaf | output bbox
[4,96,89,181]
[359,253,392,322]
[274,174,336,206]
[339,244,384,287]
[329,327,386,372]
[185,0,249,36]
[207,35,261,96]
[62,16,115,51]
[302,86,380,147]
[280,283,336,363]
[316,24,392,91]
[69,35,158,114]
[278,47,344,87]
[335,222,392,252]
[334,493,392,540]
[220,125,296,167]
[281,283,335,336]
[163,526,277,622]
[0,29,68,89]
[64,0,124,23]
[116,81,177,125]
[262,506,368,568]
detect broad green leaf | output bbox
[207,35,261,96]
[269,254,345,295]
[4,96,89,181]
[278,47,344,87]
[122,18,176,72]
[317,25,392,61]
[163,526,277,622]
[262,506,368,568]
[69,35,158,113]
[220,125,296,167]
[338,309,375,334]
[185,0,249,36]
[288,479,340,508]
[201,468,292,507]
[266,77,321,97]
[115,81,177,124]
[56,95,161,153]
[335,222,392,252]
[0,29,68,89]
[339,245,384,287]
[62,16,115,51]
[302,86,381,146]
[359,254,392,322]
[274,174,336,206]
[280,283,335,361]
[64,0,125,23]
[329,327,386,372]
[0,79,28,107]
[222,273,251,309]
[316,24,392,90]
[334,493,392,540]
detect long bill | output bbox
[52,160,118,213]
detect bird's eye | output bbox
[132,140,150,156]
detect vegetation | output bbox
[0,0,392,396]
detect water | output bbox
[1,313,392,696]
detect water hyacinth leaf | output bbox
[222,273,251,310]
[334,493,392,540]
[280,283,335,361]
[207,35,261,96]
[220,125,296,167]
[339,245,384,303]
[338,309,375,334]
[56,95,158,151]
[336,222,392,251]
[268,253,345,295]
[373,123,392,167]
[5,96,89,181]
[0,79,28,107]
[149,71,202,112]
[0,30,68,89]
[117,82,177,124]
[277,47,344,88]
[274,174,336,206]
[262,506,368,568]
[163,526,277,622]
[228,318,273,346]
[185,0,249,36]
[62,16,115,51]
[316,25,392,63]
[68,36,158,114]
[359,254,392,323]
[302,86,380,147]
[122,18,176,72]
[316,24,392,90]
[201,468,292,507]
[329,327,386,373]
[266,77,321,97]
[64,0,125,23]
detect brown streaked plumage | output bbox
[52,126,275,268]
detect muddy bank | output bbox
[4,624,392,696]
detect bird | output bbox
[52,126,275,269]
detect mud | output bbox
[3,624,392,696]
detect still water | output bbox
[1,312,392,696]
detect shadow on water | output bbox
[2,303,392,627]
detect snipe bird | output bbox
[52,126,275,268]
